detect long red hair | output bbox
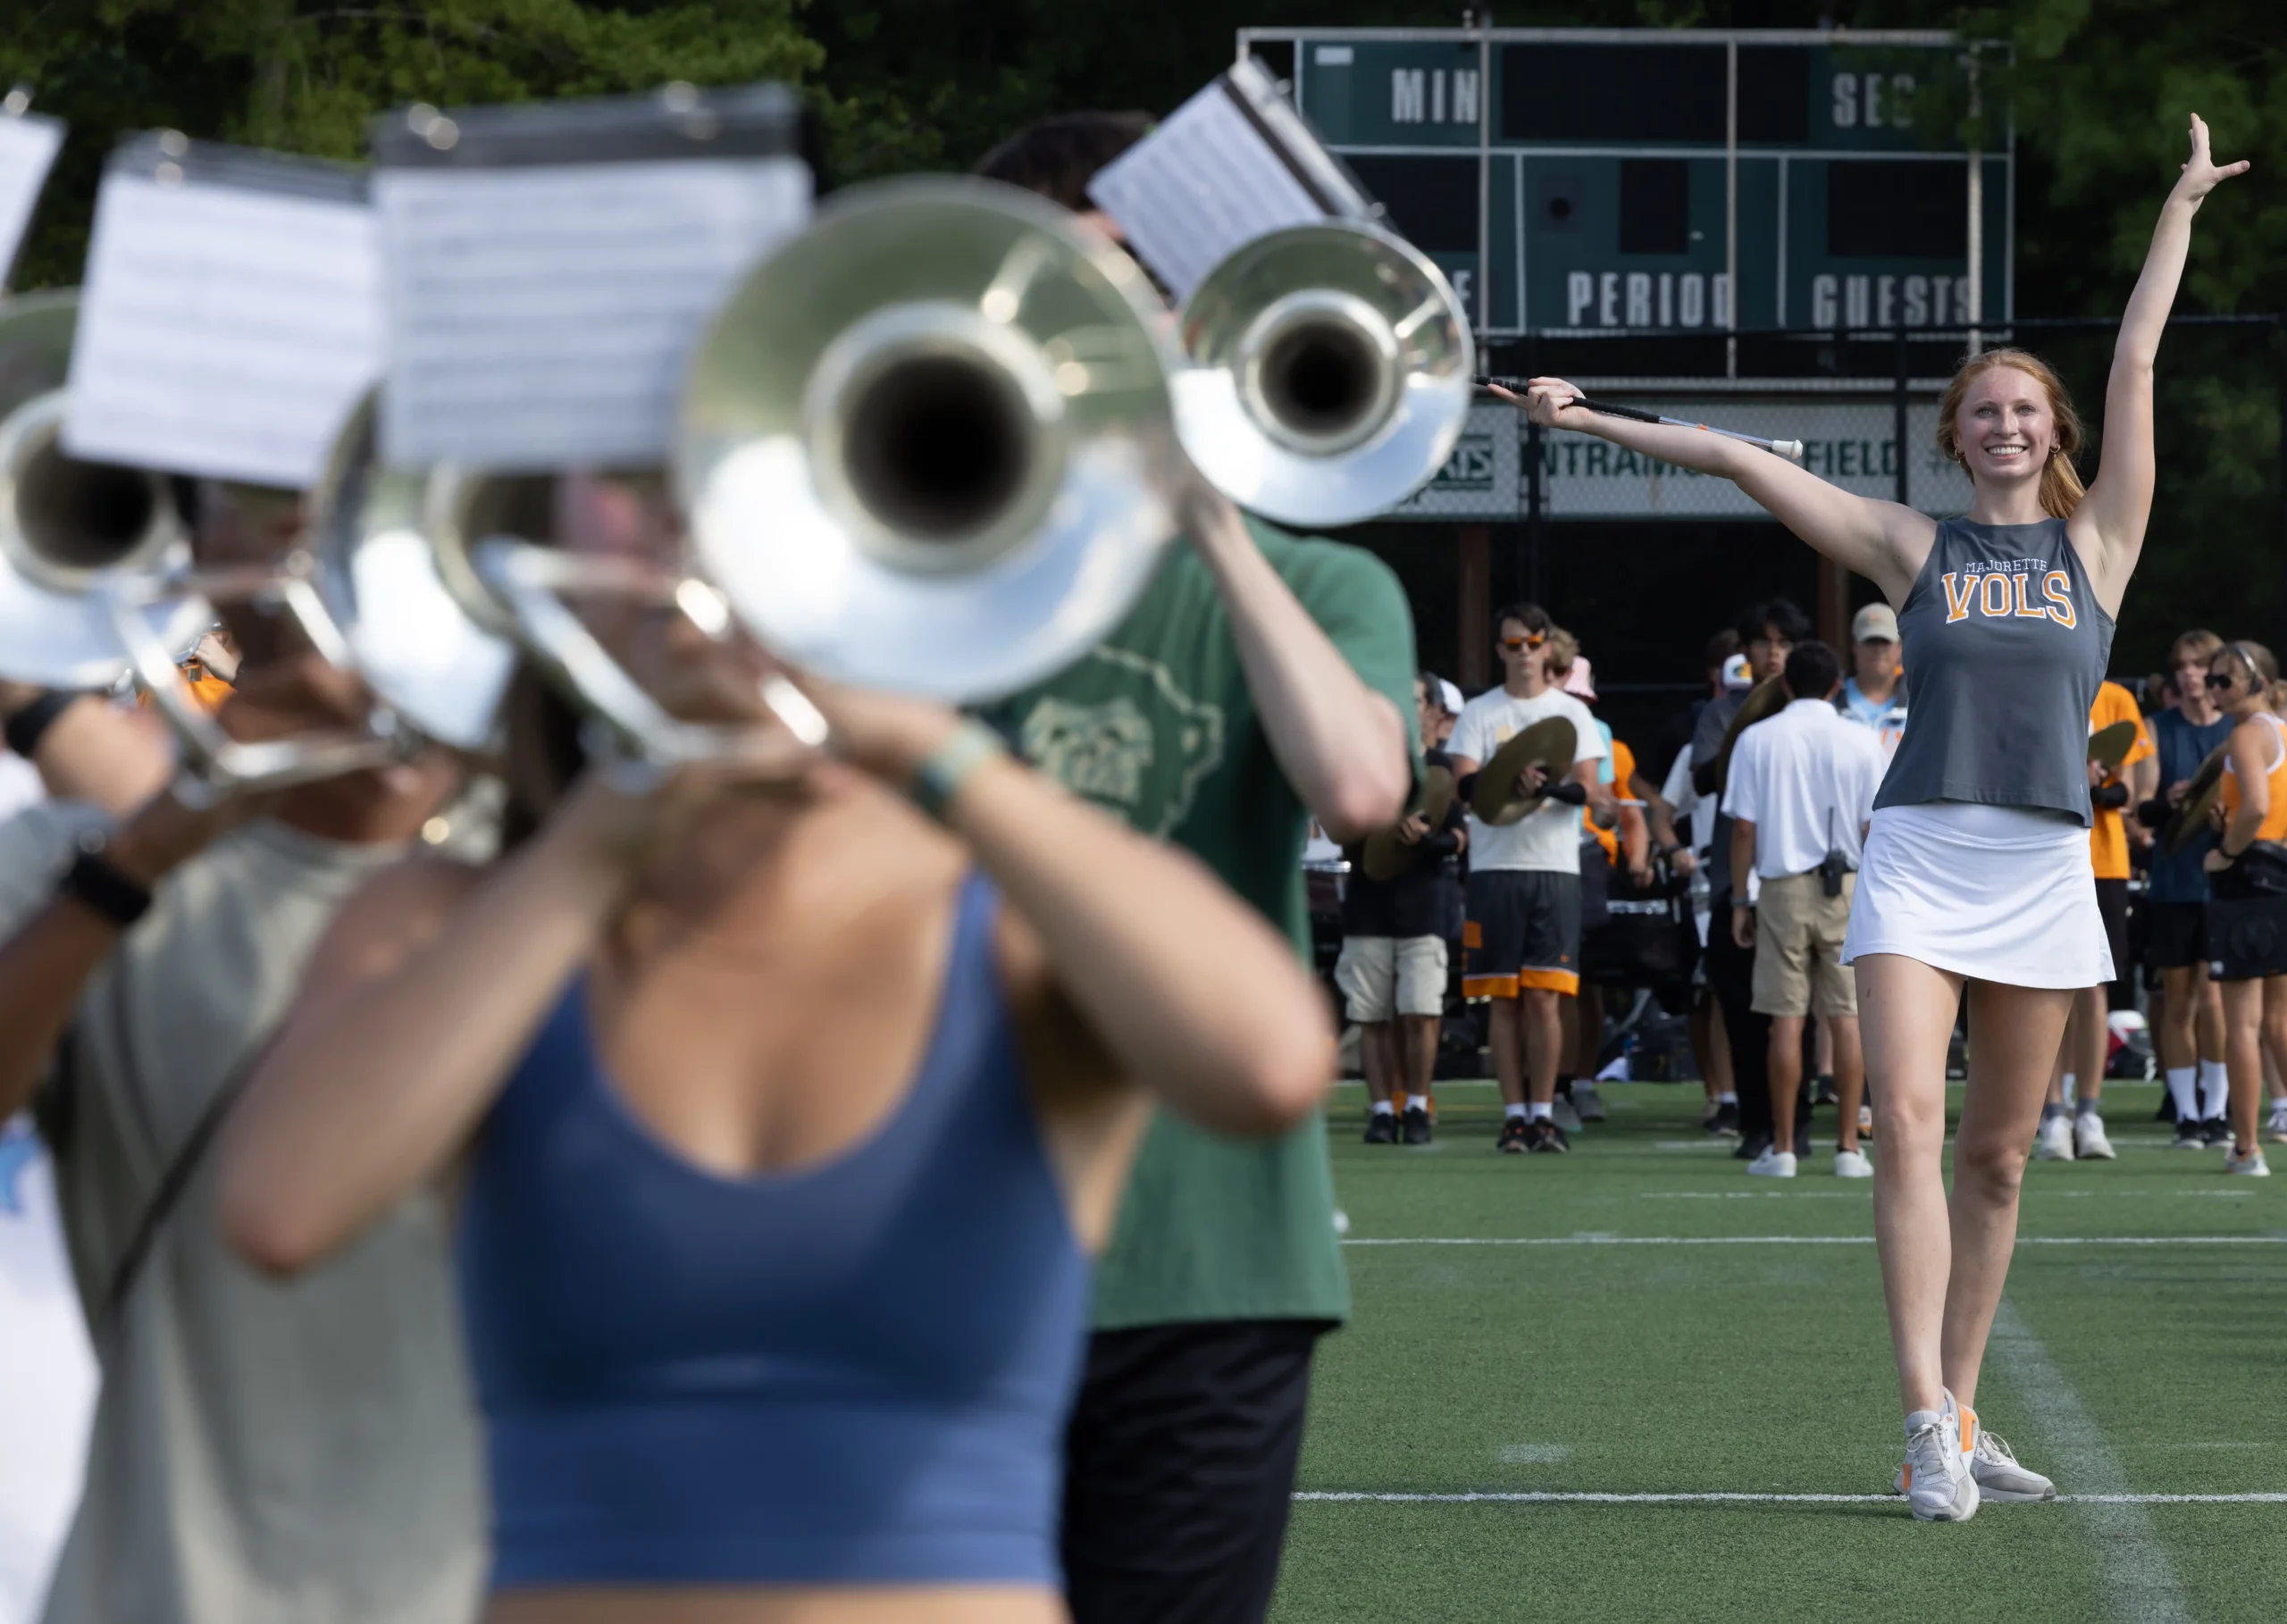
[1934,348,2087,520]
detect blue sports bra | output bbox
[456,875,1091,1590]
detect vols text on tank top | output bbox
[456,874,1091,1590]
[2220,713,2287,843]
[1874,516,2113,822]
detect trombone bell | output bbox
[0,290,202,688]
[677,176,1183,704]
[1173,221,1474,530]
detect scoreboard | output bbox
[1236,28,2012,339]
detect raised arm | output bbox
[2072,114,2249,611]
[1180,484,1412,841]
[1495,382,1937,607]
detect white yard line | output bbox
[1341,1235,2287,1247]
[1294,1489,2287,1506]
[1981,1300,2195,1624]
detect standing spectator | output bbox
[1663,653,1749,1131]
[1340,675,1466,1146]
[1694,599,1812,1161]
[2034,677,2157,1160]
[1546,632,1621,1126]
[1723,641,1885,1176]
[1450,605,1610,1152]
[1838,604,1909,758]
[2143,632,2233,1143]
[1661,629,1742,781]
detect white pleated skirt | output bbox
[1841,801,2113,989]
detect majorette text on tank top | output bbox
[1938,559,2078,629]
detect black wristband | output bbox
[4,691,83,759]
[2134,797,2169,829]
[2091,782,2130,809]
[57,838,153,929]
[1546,780,1587,806]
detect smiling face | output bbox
[1951,365,2059,496]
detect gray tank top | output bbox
[1873,516,2113,824]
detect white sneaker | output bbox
[1968,1427,2057,1503]
[2033,1114,2075,1161]
[2224,1146,2272,1176]
[2072,1113,2115,1160]
[1897,1392,1980,1521]
[2266,1106,2287,1144]
[1834,1147,1873,1178]
[1747,1148,1797,1177]
[1552,1094,1584,1132]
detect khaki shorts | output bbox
[1751,870,1857,1018]
[1336,934,1448,1022]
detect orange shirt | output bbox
[2219,714,2287,844]
[2087,681,2154,881]
[1594,739,1637,867]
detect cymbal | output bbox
[1711,676,1788,795]
[1471,716,1579,826]
[1361,764,1457,881]
[2088,719,2138,772]
[2164,743,2230,856]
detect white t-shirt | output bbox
[1450,687,1607,873]
[1721,698,1886,879]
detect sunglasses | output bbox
[1499,633,1547,651]
[2206,672,2237,691]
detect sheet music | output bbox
[0,113,65,287]
[1087,78,1325,305]
[63,170,381,489]
[375,156,810,470]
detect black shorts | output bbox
[1061,1319,1329,1624]
[2146,900,2209,972]
[2096,878,2130,984]
[2207,895,2287,983]
[1462,869,1582,997]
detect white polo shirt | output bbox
[1449,687,1605,874]
[1721,697,1886,880]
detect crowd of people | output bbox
[1332,600,2287,1175]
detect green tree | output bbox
[1,1,819,289]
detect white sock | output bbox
[1505,1103,1528,1121]
[1371,1100,1394,1117]
[1718,1091,1738,1104]
[2061,1073,2077,1109]
[1406,1094,1430,1112]
[2199,1059,2231,1120]
[2166,1067,2199,1123]
[1529,1101,1554,1122]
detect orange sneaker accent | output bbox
[1958,1405,1977,1456]
[1902,1464,1913,1491]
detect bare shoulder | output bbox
[993,905,1123,1111]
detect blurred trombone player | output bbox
[0,476,484,1624]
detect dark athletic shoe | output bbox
[1733,1132,1772,1162]
[2201,1118,2234,1148]
[1363,1112,1397,1145]
[1498,1116,1531,1154]
[1528,1118,1571,1154]
[1403,1105,1434,1145]
[1814,1075,1840,1107]
[1710,1101,1741,1137]
[2171,1118,2211,1149]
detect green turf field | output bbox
[1273,1080,2287,1624]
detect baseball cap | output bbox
[1438,678,1464,716]
[1721,653,1754,692]
[1562,654,1596,702]
[1851,604,1900,643]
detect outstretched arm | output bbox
[1492,383,1938,607]
[2073,114,2249,613]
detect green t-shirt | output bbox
[990,519,1419,1328]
